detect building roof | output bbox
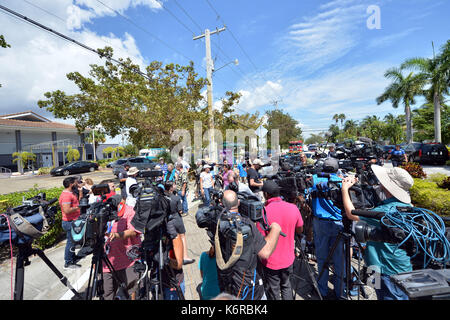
[0,111,79,131]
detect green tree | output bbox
[360,115,385,142]
[38,47,210,150]
[413,103,450,144]
[102,146,115,159]
[12,151,36,173]
[85,129,106,150]
[305,133,325,145]
[66,146,80,162]
[377,67,428,143]
[1,35,10,88]
[264,109,302,149]
[401,40,450,143]
[123,144,138,157]
[383,113,405,144]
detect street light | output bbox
[213,59,239,73]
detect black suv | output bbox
[403,143,449,165]
[112,157,156,176]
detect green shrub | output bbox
[410,178,450,218]
[437,176,450,190]
[0,187,65,249]
[446,160,450,166]
[37,167,52,175]
[427,173,448,184]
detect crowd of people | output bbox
[58,147,415,301]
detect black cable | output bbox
[0,4,151,81]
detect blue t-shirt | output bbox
[164,169,176,182]
[198,251,221,300]
[361,198,412,276]
[238,163,247,177]
[390,149,405,160]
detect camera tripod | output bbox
[84,236,129,300]
[316,224,367,300]
[135,230,185,300]
[13,242,82,300]
[291,236,323,300]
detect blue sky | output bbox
[0,0,449,143]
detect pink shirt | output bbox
[103,205,142,272]
[258,197,303,270]
[59,191,80,222]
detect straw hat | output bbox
[370,165,414,204]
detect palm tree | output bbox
[401,41,450,143]
[376,67,428,143]
[338,113,346,129]
[332,114,340,125]
[343,119,358,138]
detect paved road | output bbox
[0,169,117,195]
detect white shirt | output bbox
[200,171,213,189]
[125,176,137,207]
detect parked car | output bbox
[112,157,156,177]
[403,142,449,165]
[308,144,317,152]
[106,158,128,168]
[50,161,99,176]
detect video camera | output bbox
[0,193,58,245]
[352,207,450,269]
[70,184,122,247]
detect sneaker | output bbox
[64,261,82,270]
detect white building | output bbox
[0,111,92,171]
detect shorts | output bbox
[172,213,186,234]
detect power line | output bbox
[0,4,151,81]
[94,0,194,63]
[204,0,283,107]
[173,0,203,33]
[156,0,196,36]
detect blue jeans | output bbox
[62,220,75,264]
[203,187,212,207]
[178,190,189,214]
[163,280,185,300]
[376,274,409,300]
[313,218,345,298]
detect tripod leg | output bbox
[13,247,28,300]
[34,249,82,299]
[299,249,323,300]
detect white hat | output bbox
[370,165,414,204]
[252,158,264,166]
[128,167,140,176]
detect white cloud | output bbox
[235,80,283,111]
[0,0,150,120]
[367,27,421,48]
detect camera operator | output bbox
[125,167,140,208]
[164,181,195,265]
[216,190,282,300]
[104,200,142,300]
[341,165,414,300]
[258,180,304,300]
[327,145,337,158]
[247,159,264,201]
[59,176,83,270]
[311,158,346,299]
[161,181,186,300]
[225,171,255,198]
[118,164,130,200]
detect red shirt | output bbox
[103,205,142,272]
[258,197,303,270]
[59,190,80,222]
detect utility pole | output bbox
[193,27,226,162]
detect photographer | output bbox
[310,158,345,299]
[247,159,264,201]
[59,176,82,270]
[118,164,130,200]
[258,180,304,300]
[215,190,282,300]
[104,203,142,300]
[125,167,140,208]
[200,165,214,207]
[225,171,255,200]
[341,165,414,300]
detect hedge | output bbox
[410,178,450,218]
[0,187,65,249]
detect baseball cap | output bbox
[323,158,339,173]
[262,180,280,196]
